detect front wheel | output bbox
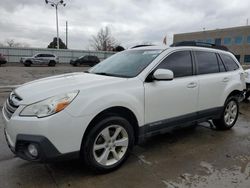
[81,116,134,173]
[213,96,239,130]
[24,61,31,67]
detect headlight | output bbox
[20,91,79,118]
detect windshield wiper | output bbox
[93,72,129,78]
[94,72,116,76]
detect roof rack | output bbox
[131,44,155,49]
[170,41,229,51]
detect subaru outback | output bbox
[2,43,246,173]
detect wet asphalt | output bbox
[0,65,250,188]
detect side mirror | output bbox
[153,69,174,81]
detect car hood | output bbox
[14,72,125,105]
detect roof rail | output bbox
[170,41,229,51]
[131,44,155,49]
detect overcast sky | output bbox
[0,0,250,50]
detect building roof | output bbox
[175,25,250,36]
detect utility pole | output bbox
[66,21,68,49]
[45,0,66,49]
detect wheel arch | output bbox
[81,106,140,149]
[226,90,242,101]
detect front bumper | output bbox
[5,132,79,162]
[2,105,93,162]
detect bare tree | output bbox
[5,39,15,47]
[90,26,118,51]
[4,39,30,48]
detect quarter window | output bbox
[220,54,239,71]
[234,55,240,62]
[157,51,193,78]
[195,51,219,75]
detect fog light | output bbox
[28,144,38,157]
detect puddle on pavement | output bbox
[162,157,250,188]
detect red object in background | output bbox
[0,53,7,65]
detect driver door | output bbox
[144,50,198,131]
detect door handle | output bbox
[187,82,197,88]
[222,77,229,82]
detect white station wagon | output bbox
[2,42,246,173]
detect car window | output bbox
[90,49,162,78]
[45,54,54,57]
[216,54,226,72]
[90,56,98,61]
[196,51,219,75]
[157,51,193,78]
[79,56,86,60]
[220,54,239,71]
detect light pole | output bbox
[45,0,66,49]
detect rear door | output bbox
[194,50,229,115]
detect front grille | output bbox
[3,92,22,119]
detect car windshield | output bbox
[89,49,163,78]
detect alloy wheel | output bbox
[93,125,129,166]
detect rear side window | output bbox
[195,51,219,75]
[220,54,239,71]
[157,51,193,78]
[45,54,55,57]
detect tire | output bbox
[213,96,239,130]
[81,116,134,173]
[48,61,56,67]
[245,91,250,100]
[24,61,31,67]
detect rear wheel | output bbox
[48,61,56,67]
[213,96,239,130]
[81,116,134,173]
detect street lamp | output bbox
[45,0,66,49]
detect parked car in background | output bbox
[20,53,59,67]
[0,53,7,66]
[70,55,100,66]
